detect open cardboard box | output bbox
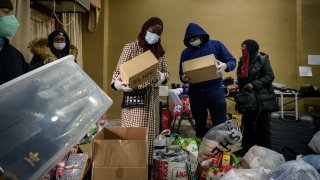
[120,50,159,88]
[182,54,221,83]
[92,127,148,180]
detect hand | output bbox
[114,77,132,92]
[245,83,254,91]
[155,70,165,87]
[43,57,55,64]
[216,60,227,74]
[182,74,192,83]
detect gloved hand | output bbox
[217,60,227,75]
[155,70,166,86]
[114,77,132,92]
[182,74,192,83]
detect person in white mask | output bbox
[28,28,78,67]
[179,23,236,138]
[0,0,36,85]
[110,17,169,179]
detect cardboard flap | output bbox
[93,140,147,167]
[79,144,92,159]
[93,167,147,180]
[94,127,148,140]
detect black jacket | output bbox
[237,52,278,112]
[0,37,31,85]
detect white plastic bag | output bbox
[198,138,228,158]
[199,119,242,158]
[269,159,320,180]
[153,130,171,157]
[309,131,320,154]
[221,168,271,180]
[243,145,285,170]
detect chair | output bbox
[168,89,196,133]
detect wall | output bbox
[105,0,298,118]
[298,0,320,112]
[82,3,105,88]
[81,0,320,118]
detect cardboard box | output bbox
[92,127,148,180]
[79,143,92,159]
[120,50,159,88]
[93,167,147,180]
[182,54,221,83]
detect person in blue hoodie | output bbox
[179,23,236,138]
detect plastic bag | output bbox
[199,119,242,158]
[154,130,170,157]
[161,109,173,131]
[243,145,285,170]
[173,137,201,163]
[269,159,320,180]
[221,168,271,180]
[302,155,320,173]
[200,152,241,180]
[309,131,320,154]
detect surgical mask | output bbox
[145,31,160,45]
[53,42,66,50]
[189,39,201,47]
[0,15,20,37]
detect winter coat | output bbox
[237,52,278,112]
[28,38,78,66]
[179,23,236,90]
[0,37,31,85]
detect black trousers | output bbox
[241,111,270,152]
[189,87,227,138]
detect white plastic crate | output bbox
[0,55,113,180]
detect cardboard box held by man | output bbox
[182,54,221,83]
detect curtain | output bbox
[30,9,55,40]
[62,13,83,68]
[11,0,32,61]
[28,9,55,60]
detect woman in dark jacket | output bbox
[28,28,78,66]
[237,39,277,153]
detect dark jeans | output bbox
[242,111,270,152]
[189,87,227,138]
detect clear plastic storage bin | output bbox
[0,55,113,180]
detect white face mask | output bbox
[189,39,201,47]
[145,31,160,45]
[53,42,66,50]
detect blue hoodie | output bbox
[179,23,236,90]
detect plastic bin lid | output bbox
[0,55,113,180]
